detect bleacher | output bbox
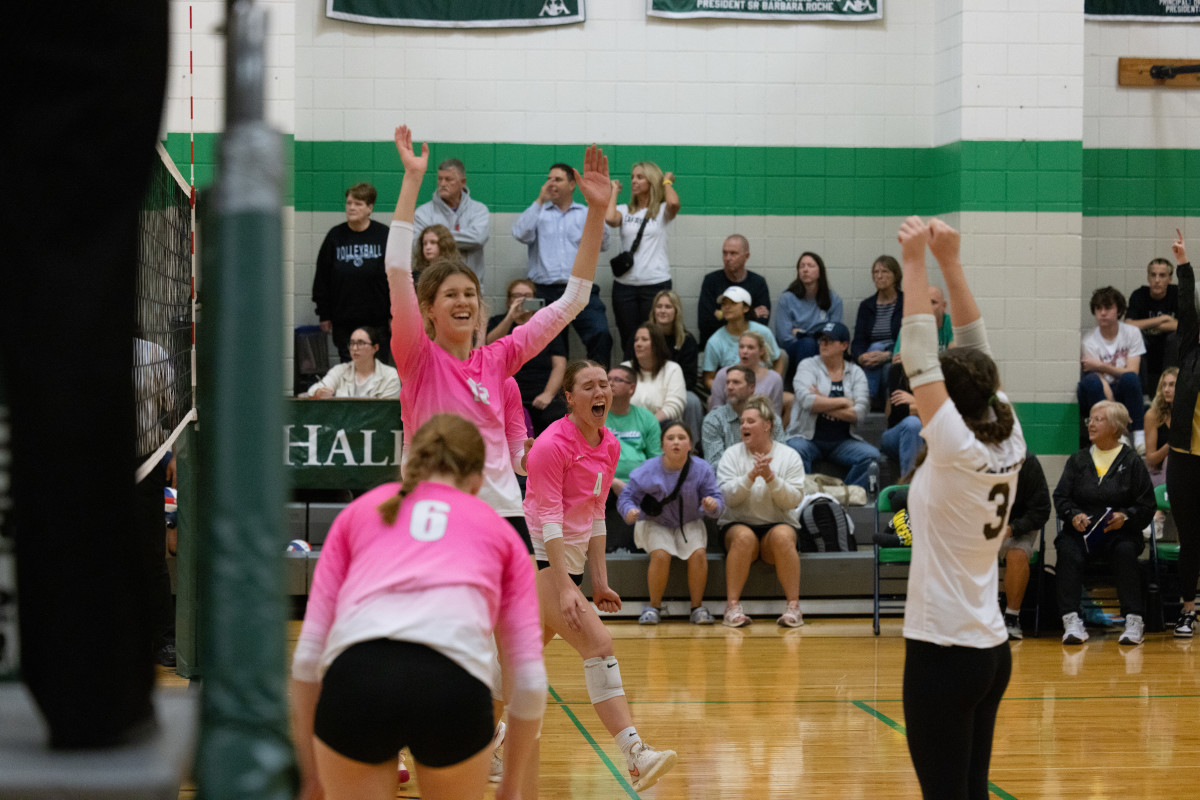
[276,401,906,619]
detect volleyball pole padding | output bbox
[194,2,295,798]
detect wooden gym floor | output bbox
[171,616,1200,799]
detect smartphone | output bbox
[522,297,545,313]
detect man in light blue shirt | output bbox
[512,163,613,366]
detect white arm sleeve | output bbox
[899,314,944,389]
[951,317,992,356]
[510,437,527,477]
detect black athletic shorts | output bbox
[536,561,584,586]
[313,639,493,766]
[506,514,533,554]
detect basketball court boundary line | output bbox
[548,684,638,799]
[852,700,1020,800]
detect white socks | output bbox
[616,726,641,761]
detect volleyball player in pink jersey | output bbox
[385,126,611,538]
[290,414,544,800]
[524,360,678,793]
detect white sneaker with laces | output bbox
[1062,612,1089,644]
[1119,613,1145,645]
[777,602,804,628]
[488,721,505,783]
[1005,613,1023,641]
[723,602,751,628]
[627,741,678,792]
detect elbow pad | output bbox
[900,314,944,389]
[952,317,992,356]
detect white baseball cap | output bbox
[719,286,752,306]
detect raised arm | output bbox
[571,145,612,282]
[897,216,949,425]
[927,219,979,331]
[391,125,428,224]
[662,171,681,222]
[1174,229,1197,353]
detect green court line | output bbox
[550,692,1200,706]
[547,684,638,799]
[852,700,1019,800]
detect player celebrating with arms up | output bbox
[524,360,678,794]
[895,216,1025,800]
[290,414,544,800]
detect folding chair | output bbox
[873,484,910,636]
[1147,483,1177,628]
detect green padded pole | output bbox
[194,1,295,797]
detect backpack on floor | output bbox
[797,495,856,552]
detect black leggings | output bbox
[1167,450,1200,603]
[903,638,1011,800]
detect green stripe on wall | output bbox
[166,135,1199,219]
[162,132,295,206]
[1013,402,1080,456]
[1084,148,1200,217]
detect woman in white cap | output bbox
[701,286,783,389]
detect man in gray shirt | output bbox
[701,365,785,467]
[413,157,491,284]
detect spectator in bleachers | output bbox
[880,366,922,478]
[1054,400,1155,646]
[412,223,460,287]
[605,161,680,360]
[1126,256,1179,396]
[512,162,613,367]
[716,397,806,628]
[850,255,904,410]
[619,423,724,626]
[883,286,953,476]
[302,326,401,400]
[623,325,686,423]
[701,367,786,468]
[604,365,663,552]
[312,182,391,364]
[413,157,491,284]
[708,331,784,418]
[486,279,567,435]
[998,452,1051,641]
[786,321,880,489]
[1078,286,1146,452]
[1144,367,1176,490]
[702,286,783,390]
[1166,232,1199,638]
[697,235,772,349]
[648,288,705,440]
[774,251,843,389]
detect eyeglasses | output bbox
[608,376,631,384]
[348,340,374,348]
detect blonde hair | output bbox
[628,161,665,221]
[741,394,776,429]
[562,359,607,411]
[416,258,487,345]
[378,414,484,525]
[649,289,688,344]
[1090,400,1131,439]
[1149,367,1178,429]
[738,331,771,367]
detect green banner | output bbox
[326,0,585,28]
[1085,0,1200,18]
[648,0,881,21]
[287,399,402,490]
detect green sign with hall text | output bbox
[286,399,402,490]
[326,0,584,28]
[648,0,881,21]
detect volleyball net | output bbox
[135,143,197,483]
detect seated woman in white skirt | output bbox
[618,422,724,625]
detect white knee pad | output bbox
[583,656,625,704]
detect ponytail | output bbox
[377,414,485,524]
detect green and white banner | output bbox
[1085,0,1200,19]
[326,0,585,28]
[648,0,881,22]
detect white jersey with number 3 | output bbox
[903,392,1026,648]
